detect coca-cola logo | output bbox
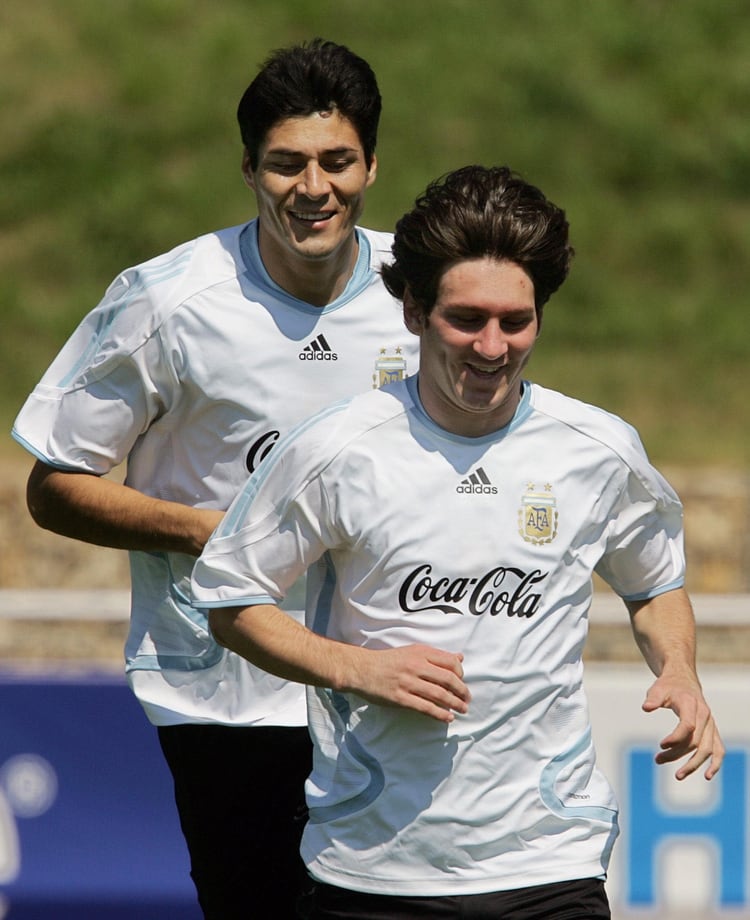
[398,564,547,618]
[246,430,280,473]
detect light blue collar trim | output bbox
[405,375,533,444]
[238,220,373,314]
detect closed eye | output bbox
[502,317,534,331]
[265,159,305,176]
[321,155,358,173]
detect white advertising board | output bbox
[586,664,749,920]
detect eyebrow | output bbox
[443,304,535,315]
[264,145,359,157]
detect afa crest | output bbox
[372,347,408,388]
[518,482,558,545]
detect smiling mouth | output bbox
[466,363,506,378]
[289,210,336,224]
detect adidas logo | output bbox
[299,333,338,361]
[456,467,498,494]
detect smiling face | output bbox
[242,110,377,303]
[405,257,539,438]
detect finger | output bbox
[642,683,684,714]
[386,680,467,722]
[405,698,458,723]
[657,718,697,753]
[671,742,713,779]
[702,751,724,781]
[675,723,725,781]
[642,693,665,713]
[426,649,466,680]
[405,648,470,701]
[410,668,470,713]
[654,721,701,767]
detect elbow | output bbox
[26,464,59,531]
[208,609,234,649]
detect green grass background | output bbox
[2,0,748,466]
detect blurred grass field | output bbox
[1,0,748,466]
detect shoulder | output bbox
[283,383,411,468]
[78,224,248,358]
[527,382,679,504]
[529,382,643,450]
[112,224,246,316]
[219,385,410,535]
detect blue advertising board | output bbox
[0,673,201,919]
[1,664,748,919]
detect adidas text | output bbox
[299,351,337,361]
[299,334,337,361]
[457,467,497,494]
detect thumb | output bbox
[642,682,667,713]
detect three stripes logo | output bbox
[456,467,498,495]
[299,333,337,361]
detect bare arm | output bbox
[627,586,724,780]
[209,604,471,723]
[27,460,223,557]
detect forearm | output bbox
[27,461,222,556]
[626,587,697,679]
[627,586,723,779]
[210,604,360,689]
[209,604,471,721]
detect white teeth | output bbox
[290,211,332,221]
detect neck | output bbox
[258,232,359,307]
[417,379,524,439]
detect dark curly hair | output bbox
[382,165,573,321]
[237,38,381,170]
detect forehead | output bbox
[436,258,535,309]
[260,110,364,157]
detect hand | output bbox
[642,672,724,780]
[350,644,471,723]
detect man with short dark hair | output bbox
[12,38,417,919]
[192,165,724,919]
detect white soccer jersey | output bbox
[192,377,685,896]
[12,220,417,727]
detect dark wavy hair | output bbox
[382,165,573,321]
[237,38,381,170]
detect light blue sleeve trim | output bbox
[10,430,106,474]
[9,431,74,468]
[197,594,278,609]
[621,577,685,603]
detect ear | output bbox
[241,148,256,191]
[365,152,378,188]
[403,288,426,336]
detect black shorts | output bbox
[158,723,312,920]
[306,876,611,920]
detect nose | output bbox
[297,162,330,199]
[473,321,508,360]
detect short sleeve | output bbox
[11,274,175,473]
[595,467,685,601]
